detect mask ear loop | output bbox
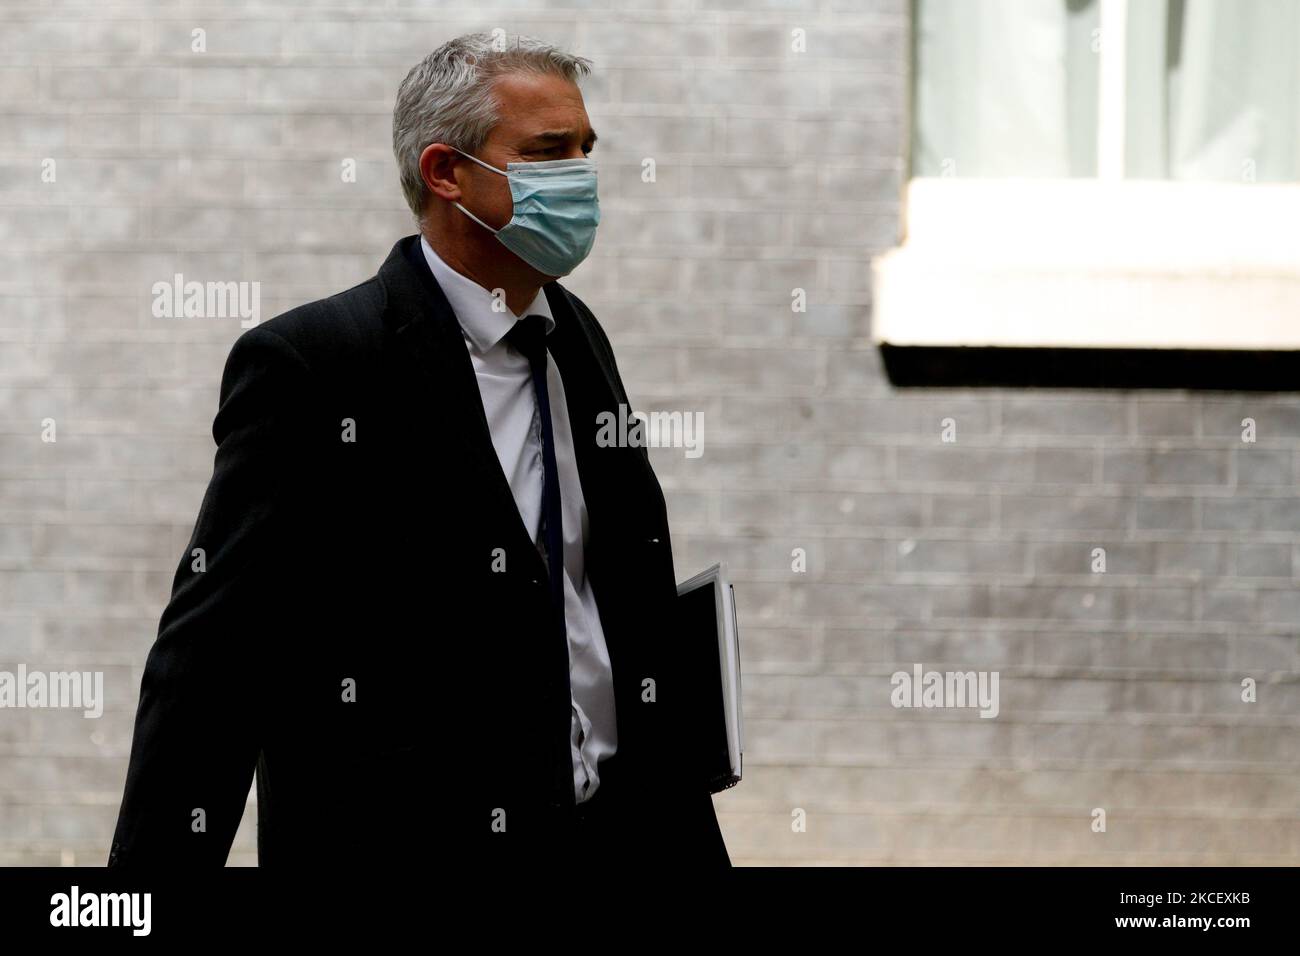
[453,201,501,235]
[449,146,510,235]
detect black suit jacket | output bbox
[108,235,730,869]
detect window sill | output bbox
[871,178,1300,352]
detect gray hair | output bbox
[392,32,593,222]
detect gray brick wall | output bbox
[1,0,1296,866]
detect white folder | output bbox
[676,562,744,793]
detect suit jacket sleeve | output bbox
[108,326,311,867]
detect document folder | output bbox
[676,562,743,794]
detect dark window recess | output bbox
[880,345,1300,391]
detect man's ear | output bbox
[419,144,462,202]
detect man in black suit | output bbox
[108,32,730,869]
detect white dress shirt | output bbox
[421,236,617,805]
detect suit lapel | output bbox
[378,234,659,655]
[542,286,605,509]
[378,235,550,587]
[544,280,659,535]
[544,281,661,656]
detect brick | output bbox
[1203,400,1300,439]
[1133,400,1199,436]
[1136,496,1196,531]
[931,494,995,529]
[1235,447,1294,485]
[1154,541,1228,578]
[1002,397,1127,437]
[994,584,1126,622]
[1033,540,1154,576]
[50,68,180,101]
[898,629,1031,669]
[1235,543,1291,577]
[899,538,1025,575]
[897,445,1035,484]
[1102,448,1229,485]
[1033,446,1096,483]
[1004,494,1130,531]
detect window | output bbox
[874,0,1300,387]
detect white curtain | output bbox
[1129,0,1300,181]
[914,0,1100,177]
[915,0,1300,182]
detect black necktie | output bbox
[504,314,566,638]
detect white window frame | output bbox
[1096,0,1128,181]
[873,0,1300,353]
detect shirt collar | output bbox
[420,234,555,354]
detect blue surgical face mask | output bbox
[450,147,600,277]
